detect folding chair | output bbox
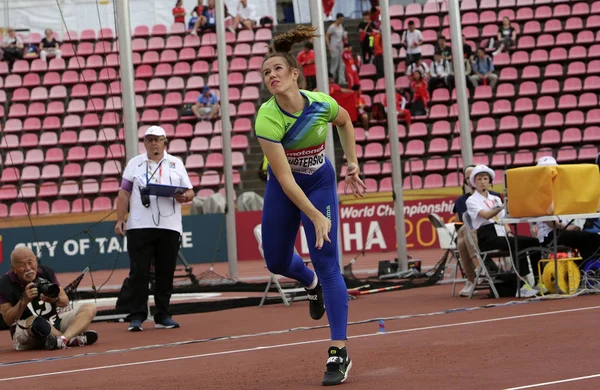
[428,213,463,296]
[462,212,512,299]
[253,224,306,307]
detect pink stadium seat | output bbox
[102,160,122,176]
[471,101,490,116]
[8,104,27,118]
[583,126,600,143]
[565,110,585,126]
[9,202,30,217]
[93,197,113,212]
[423,174,443,189]
[62,163,82,178]
[544,112,564,127]
[549,47,567,61]
[364,143,384,159]
[403,176,422,190]
[563,78,582,93]
[233,118,251,133]
[496,83,515,98]
[572,2,590,16]
[493,99,512,114]
[518,132,538,148]
[473,135,493,151]
[476,117,496,133]
[425,157,445,172]
[42,72,61,86]
[586,109,600,125]
[23,73,40,87]
[540,129,561,145]
[428,138,448,154]
[579,93,598,108]
[12,60,29,74]
[66,145,86,161]
[562,128,582,144]
[431,121,451,135]
[100,178,119,194]
[578,146,599,162]
[513,150,534,166]
[558,94,577,109]
[556,147,577,163]
[205,153,224,169]
[45,147,64,163]
[20,133,38,148]
[87,145,106,160]
[489,151,511,168]
[3,150,23,165]
[405,140,425,157]
[11,88,30,102]
[536,96,555,111]
[513,97,533,113]
[556,32,574,46]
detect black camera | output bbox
[35,278,60,299]
[140,186,150,208]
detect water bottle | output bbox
[378,319,385,334]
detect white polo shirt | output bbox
[536,218,586,243]
[122,151,193,234]
[402,29,423,55]
[466,190,507,236]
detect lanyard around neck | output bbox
[146,159,164,184]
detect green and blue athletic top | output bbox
[255,90,339,175]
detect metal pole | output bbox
[215,0,238,280]
[380,0,408,271]
[310,0,344,270]
[115,0,138,161]
[447,0,473,167]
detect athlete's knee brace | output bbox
[30,317,52,340]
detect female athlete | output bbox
[255,26,366,386]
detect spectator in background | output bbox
[1,28,24,70]
[297,42,317,91]
[434,36,452,63]
[39,28,61,62]
[401,21,423,66]
[188,0,204,31]
[407,57,430,81]
[463,54,476,98]
[326,13,347,85]
[372,30,384,76]
[352,85,370,130]
[357,11,374,64]
[231,0,257,32]
[429,52,455,95]
[192,86,221,120]
[173,0,186,24]
[493,16,516,56]
[410,70,429,116]
[191,0,231,35]
[470,48,498,89]
[328,73,351,95]
[462,34,474,61]
[342,43,360,89]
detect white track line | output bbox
[505,373,600,389]
[1,304,599,383]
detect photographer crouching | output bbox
[0,247,98,350]
[115,126,194,332]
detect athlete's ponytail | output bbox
[263,26,320,90]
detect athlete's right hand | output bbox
[312,213,332,250]
[22,283,38,303]
[115,220,126,236]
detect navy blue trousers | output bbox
[262,159,348,340]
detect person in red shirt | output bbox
[328,73,351,95]
[382,89,412,125]
[410,70,430,115]
[372,30,384,76]
[342,43,360,89]
[352,85,370,129]
[172,0,186,24]
[297,42,317,90]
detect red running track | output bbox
[1,284,600,390]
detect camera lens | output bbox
[140,187,150,208]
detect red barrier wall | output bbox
[235,197,458,261]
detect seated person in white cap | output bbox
[453,164,501,296]
[466,165,543,297]
[534,156,600,261]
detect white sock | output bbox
[307,274,318,290]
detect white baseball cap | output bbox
[144,125,166,138]
[469,165,495,187]
[536,156,558,166]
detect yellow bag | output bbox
[506,164,600,217]
[506,166,555,217]
[553,165,600,215]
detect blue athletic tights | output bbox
[261,159,348,341]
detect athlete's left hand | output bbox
[344,163,367,198]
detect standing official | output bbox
[115,126,194,332]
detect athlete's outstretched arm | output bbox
[332,107,367,197]
[259,139,332,249]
